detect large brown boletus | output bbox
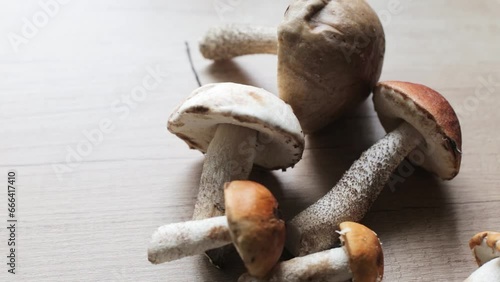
[278,0,385,133]
[199,0,385,133]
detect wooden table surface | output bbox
[1,0,499,281]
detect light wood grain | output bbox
[1,0,499,281]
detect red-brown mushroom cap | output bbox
[339,222,384,282]
[224,181,285,278]
[373,81,462,180]
[469,231,500,266]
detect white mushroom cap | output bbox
[373,81,462,180]
[168,83,305,170]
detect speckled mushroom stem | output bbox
[287,122,424,256]
[464,257,500,282]
[238,247,351,282]
[199,25,277,61]
[148,216,231,264]
[193,123,257,266]
[193,124,257,220]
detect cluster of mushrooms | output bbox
[148,0,498,281]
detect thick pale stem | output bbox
[200,25,277,61]
[192,123,256,266]
[464,257,500,282]
[238,247,351,282]
[193,123,257,220]
[148,216,230,264]
[288,122,424,256]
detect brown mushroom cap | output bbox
[278,0,385,133]
[224,181,286,278]
[373,81,462,180]
[168,83,304,170]
[469,231,500,266]
[339,222,384,282]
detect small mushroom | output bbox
[238,222,383,282]
[466,231,500,281]
[469,231,500,266]
[168,85,303,266]
[287,81,462,256]
[226,180,286,277]
[148,180,285,278]
[199,0,385,133]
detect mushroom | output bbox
[238,221,383,282]
[199,0,385,133]
[465,231,500,282]
[470,231,500,266]
[286,81,462,256]
[148,180,286,278]
[464,231,500,281]
[167,83,304,265]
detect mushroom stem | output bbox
[193,123,257,266]
[193,123,257,220]
[148,216,231,264]
[200,25,277,61]
[238,247,351,282]
[287,122,423,256]
[464,257,500,282]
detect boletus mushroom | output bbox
[168,83,303,266]
[238,222,383,282]
[287,81,462,256]
[199,0,385,133]
[470,231,500,266]
[148,180,286,278]
[465,231,500,281]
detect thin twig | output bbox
[185,41,202,87]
